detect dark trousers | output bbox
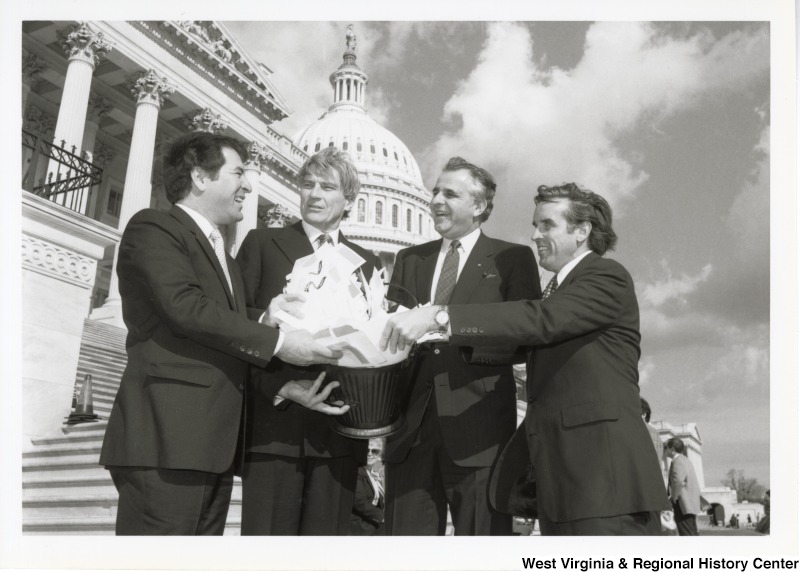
[385,396,512,536]
[109,465,234,536]
[539,511,662,536]
[240,453,358,535]
[673,501,699,536]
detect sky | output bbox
[227,20,772,488]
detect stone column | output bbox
[92,69,174,327]
[231,141,266,256]
[22,52,45,117]
[78,94,112,214]
[52,22,112,153]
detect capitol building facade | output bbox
[19,20,431,533]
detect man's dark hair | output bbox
[534,183,618,255]
[163,132,249,204]
[640,397,652,423]
[442,156,496,223]
[664,437,686,455]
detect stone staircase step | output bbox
[31,429,107,446]
[23,517,242,535]
[23,441,103,457]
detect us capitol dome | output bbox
[292,26,434,272]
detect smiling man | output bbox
[235,146,381,535]
[381,182,670,535]
[383,157,540,536]
[100,132,343,535]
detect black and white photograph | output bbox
[2,0,796,570]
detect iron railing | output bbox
[22,129,104,216]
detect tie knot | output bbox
[317,233,333,248]
[209,228,223,245]
[449,240,461,252]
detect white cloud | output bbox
[640,260,713,307]
[638,356,655,388]
[425,21,769,243]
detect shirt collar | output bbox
[440,227,481,256]
[177,203,216,240]
[302,220,340,247]
[556,249,593,285]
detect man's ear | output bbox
[191,167,208,191]
[576,221,592,243]
[473,198,487,218]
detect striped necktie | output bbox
[434,240,460,305]
[316,233,333,249]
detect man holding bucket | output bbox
[236,147,382,535]
[383,157,540,535]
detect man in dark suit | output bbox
[99,132,344,536]
[382,183,669,535]
[236,146,381,535]
[383,157,540,536]
[349,438,386,535]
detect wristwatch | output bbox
[434,306,450,333]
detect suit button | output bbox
[247,348,253,355]
[472,327,478,333]
[254,350,260,357]
[460,327,466,334]
[239,345,246,352]
[434,348,440,355]
[479,327,485,333]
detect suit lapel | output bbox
[274,221,314,265]
[169,206,237,310]
[449,233,494,304]
[415,240,441,305]
[558,251,599,290]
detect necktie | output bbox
[209,228,233,293]
[434,240,461,305]
[316,233,333,249]
[542,274,558,299]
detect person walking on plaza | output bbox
[100,132,344,535]
[383,156,540,536]
[235,146,381,535]
[664,437,702,536]
[381,182,669,535]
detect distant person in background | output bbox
[349,438,386,535]
[755,490,770,534]
[664,437,701,536]
[640,397,651,423]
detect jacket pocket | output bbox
[561,401,619,428]
[147,362,214,387]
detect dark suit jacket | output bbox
[349,466,385,535]
[385,232,540,467]
[236,221,380,460]
[449,252,670,521]
[99,206,280,474]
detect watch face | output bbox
[435,310,449,326]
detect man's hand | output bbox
[263,293,306,327]
[379,306,439,353]
[276,329,343,366]
[277,372,350,416]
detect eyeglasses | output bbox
[368,449,382,455]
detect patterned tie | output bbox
[434,240,461,305]
[542,274,558,299]
[209,228,233,293]
[316,233,334,249]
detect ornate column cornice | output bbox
[22,52,46,88]
[93,141,115,168]
[130,69,175,108]
[187,108,227,133]
[245,141,270,171]
[62,22,113,68]
[87,93,113,122]
[259,204,291,228]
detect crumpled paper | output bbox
[273,242,411,368]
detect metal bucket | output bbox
[326,359,413,439]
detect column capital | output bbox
[259,203,292,228]
[62,22,113,68]
[22,52,46,87]
[130,69,175,108]
[87,93,113,122]
[187,108,227,133]
[245,141,270,171]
